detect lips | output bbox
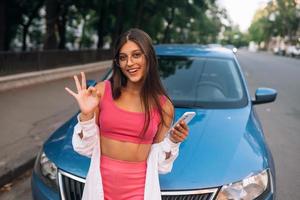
[127,68,139,75]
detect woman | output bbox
[65,28,189,200]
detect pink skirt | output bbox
[100,155,147,200]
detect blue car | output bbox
[31,45,277,200]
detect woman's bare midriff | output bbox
[100,135,152,162]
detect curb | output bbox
[0,158,36,189]
[0,60,112,92]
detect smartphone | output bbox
[169,111,196,132]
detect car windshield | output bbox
[158,56,248,108]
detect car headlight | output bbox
[34,150,58,190]
[216,169,271,200]
[40,152,58,180]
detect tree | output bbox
[0,0,45,51]
[19,0,44,51]
[2,0,232,51]
[44,0,59,49]
[1,0,26,51]
[44,0,72,50]
[248,0,300,46]
[276,0,300,42]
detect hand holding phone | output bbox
[167,112,195,143]
[169,111,196,133]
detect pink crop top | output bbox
[98,80,166,144]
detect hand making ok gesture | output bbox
[65,72,101,120]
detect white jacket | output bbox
[72,114,180,200]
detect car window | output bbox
[158,56,248,108]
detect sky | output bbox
[217,0,270,32]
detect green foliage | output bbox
[3,0,235,51]
[4,0,44,50]
[249,17,273,43]
[221,25,249,47]
[248,0,300,44]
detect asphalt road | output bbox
[0,50,299,200]
[237,50,300,200]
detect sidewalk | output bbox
[0,60,112,92]
[0,60,111,188]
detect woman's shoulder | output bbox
[159,95,172,106]
[160,95,174,114]
[95,81,107,97]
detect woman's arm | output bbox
[70,80,105,158]
[152,98,189,173]
[72,112,99,157]
[153,98,189,158]
[153,98,174,144]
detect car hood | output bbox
[160,107,270,190]
[44,107,270,190]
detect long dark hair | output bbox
[110,28,171,139]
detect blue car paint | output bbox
[31,171,60,200]
[32,45,276,198]
[155,44,235,59]
[160,107,269,189]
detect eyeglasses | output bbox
[115,51,144,67]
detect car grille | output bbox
[161,189,218,200]
[58,170,218,200]
[58,170,85,200]
[161,194,213,200]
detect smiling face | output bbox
[118,40,147,84]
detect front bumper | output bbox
[31,169,275,200]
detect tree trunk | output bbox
[44,0,59,50]
[0,0,6,50]
[134,0,145,28]
[21,1,44,51]
[58,4,68,49]
[22,24,29,51]
[79,17,86,49]
[97,0,108,49]
[162,6,175,43]
[112,0,124,46]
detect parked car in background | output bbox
[272,41,287,56]
[286,45,300,57]
[31,44,277,200]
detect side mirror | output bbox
[252,88,277,105]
